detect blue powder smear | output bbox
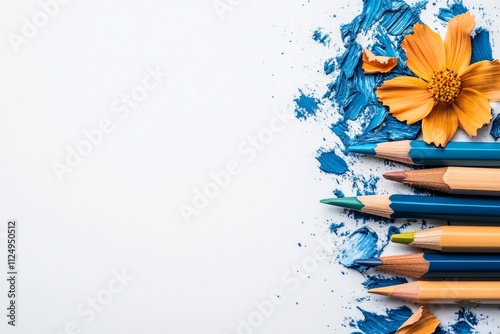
[434,308,480,333]
[312,29,330,46]
[437,1,467,22]
[362,276,408,289]
[322,0,427,150]
[294,89,321,120]
[491,114,500,140]
[471,28,493,63]
[351,306,413,334]
[329,222,345,235]
[316,151,349,174]
[338,227,379,270]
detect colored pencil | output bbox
[391,226,500,252]
[368,281,500,304]
[383,167,500,196]
[319,194,500,223]
[354,253,500,278]
[348,140,500,167]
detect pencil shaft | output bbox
[349,140,500,167]
[401,226,500,252]
[388,167,500,196]
[374,253,500,278]
[370,281,500,304]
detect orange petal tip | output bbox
[362,49,398,74]
[396,306,440,334]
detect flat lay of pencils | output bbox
[322,139,500,306]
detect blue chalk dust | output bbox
[293,90,321,120]
[316,151,348,174]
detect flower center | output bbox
[428,69,462,103]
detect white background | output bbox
[0,0,499,333]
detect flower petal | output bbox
[444,12,475,74]
[362,49,398,74]
[461,59,500,101]
[377,76,434,124]
[422,103,458,147]
[402,23,446,81]
[454,88,492,137]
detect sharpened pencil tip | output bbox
[368,285,396,296]
[353,258,382,267]
[383,171,407,182]
[319,197,364,211]
[347,143,377,155]
[391,232,415,245]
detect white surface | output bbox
[0,0,499,333]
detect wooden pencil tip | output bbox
[368,285,396,296]
[383,171,407,182]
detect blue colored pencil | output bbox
[355,253,500,279]
[348,140,500,166]
[320,194,500,223]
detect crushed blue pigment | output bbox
[437,1,467,22]
[471,28,493,63]
[338,227,379,271]
[316,151,348,174]
[490,114,500,140]
[293,90,321,120]
[361,276,408,290]
[329,222,344,235]
[312,29,330,46]
[351,306,413,334]
[434,308,480,334]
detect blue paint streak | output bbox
[471,28,493,64]
[379,1,427,36]
[324,58,335,75]
[362,275,408,289]
[339,227,379,271]
[322,0,426,149]
[437,1,468,22]
[312,29,330,46]
[316,151,349,174]
[490,114,500,140]
[294,90,321,120]
[353,306,413,334]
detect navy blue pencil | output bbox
[355,253,500,279]
[320,194,500,223]
[348,140,500,167]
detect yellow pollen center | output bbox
[428,69,462,103]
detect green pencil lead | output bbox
[391,232,415,245]
[319,197,364,211]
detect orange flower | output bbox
[377,12,500,147]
